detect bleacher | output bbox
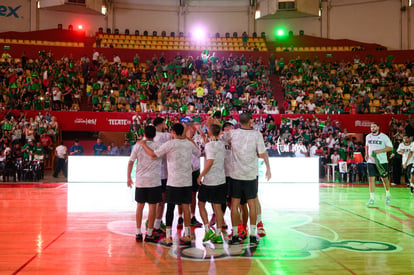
[96,33,268,52]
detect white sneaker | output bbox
[367,199,375,206]
[385,196,391,206]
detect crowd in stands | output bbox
[0,110,60,180]
[278,56,414,114]
[86,51,278,114]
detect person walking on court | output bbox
[365,122,393,206]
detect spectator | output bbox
[93,138,107,155]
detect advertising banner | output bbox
[0,0,29,33]
[0,110,409,133]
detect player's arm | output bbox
[258,151,271,181]
[138,140,157,158]
[127,160,135,188]
[197,159,214,186]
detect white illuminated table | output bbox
[67,156,320,212]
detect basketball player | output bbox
[127,125,162,243]
[197,124,226,244]
[224,112,271,244]
[365,122,393,206]
[152,117,171,236]
[139,123,201,246]
[401,135,414,193]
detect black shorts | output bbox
[161,179,167,192]
[367,163,389,178]
[198,183,227,204]
[192,169,200,192]
[226,177,246,205]
[165,186,192,205]
[135,186,163,204]
[230,177,258,201]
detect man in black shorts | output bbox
[127,125,162,243]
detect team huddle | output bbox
[127,112,271,246]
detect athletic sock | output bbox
[232,226,238,237]
[204,224,209,232]
[154,219,161,230]
[185,226,191,236]
[147,228,153,236]
[386,190,390,197]
[166,228,172,238]
[250,225,257,236]
[137,228,142,235]
[257,214,262,224]
[370,193,375,200]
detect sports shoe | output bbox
[257,221,266,237]
[144,234,159,243]
[179,235,193,246]
[191,217,203,228]
[160,237,173,247]
[385,196,391,206]
[411,185,414,194]
[211,234,223,244]
[238,224,248,240]
[209,214,216,227]
[202,229,216,242]
[366,199,375,206]
[177,217,183,229]
[136,234,143,242]
[160,221,166,231]
[153,228,166,238]
[228,235,241,245]
[249,236,259,245]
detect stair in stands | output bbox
[269,74,284,113]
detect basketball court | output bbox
[1,174,413,274]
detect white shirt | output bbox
[331,153,341,164]
[221,134,233,177]
[397,142,414,165]
[55,145,67,159]
[294,144,308,158]
[203,140,226,186]
[365,132,392,164]
[192,133,204,171]
[154,138,201,187]
[224,128,266,181]
[129,141,161,188]
[154,131,171,180]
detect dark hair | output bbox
[171,123,184,136]
[153,117,165,127]
[222,122,233,130]
[75,138,79,143]
[145,125,156,139]
[239,112,252,125]
[209,124,221,137]
[371,122,379,127]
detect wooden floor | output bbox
[1,175,414,274]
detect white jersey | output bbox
[397,142,414,165]
[129,141,161,188]
[191,133,204,171]
[221,134,233,177]
[224,128,266,181]
[365,132,392,164]
[154,131,171,180]
[154,138,201,187]
[203,140,226,186]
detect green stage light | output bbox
[277,29,285,36]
